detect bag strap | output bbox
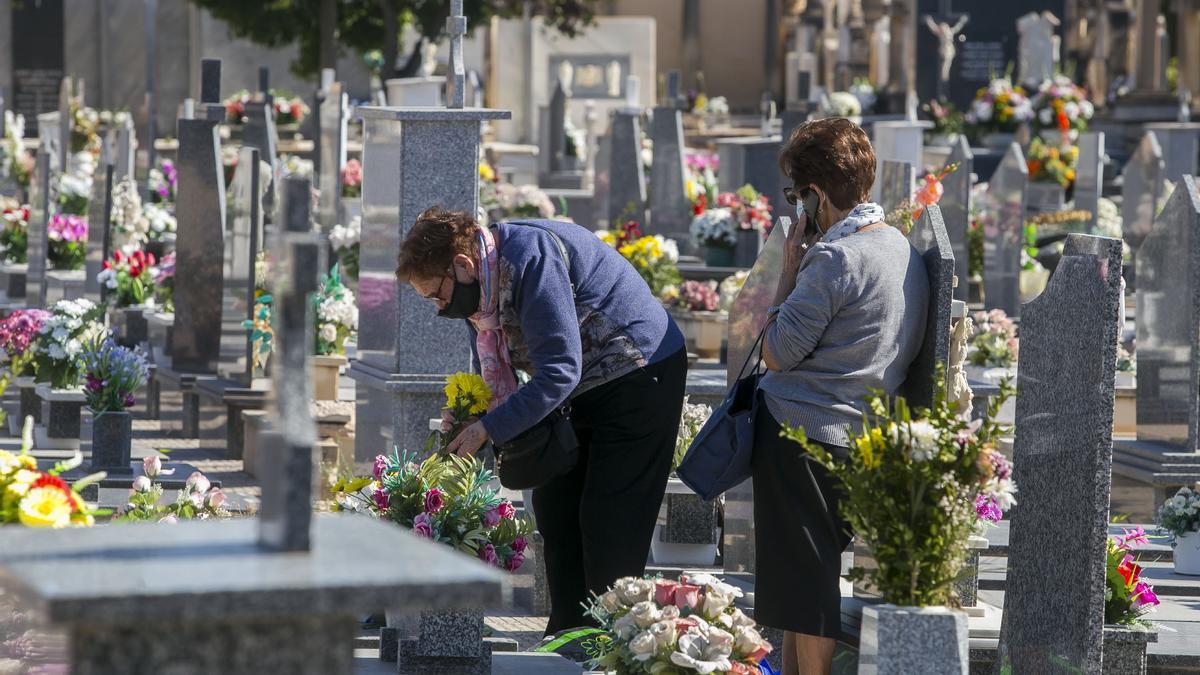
[512,221,577,298]
[733,320,770,382]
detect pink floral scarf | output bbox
[468,225,519,409]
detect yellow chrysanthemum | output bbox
[18,486,72,528]
[479,163,495,182]
[856,435,877,468]
[445,372,492,415]
[5,469,38,499]
[598,231,617,247]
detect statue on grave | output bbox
[558,60,575,97]
[923,14,969,86]
[606,60,622,98]
[420,40,439,78]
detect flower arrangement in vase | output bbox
[663,280,719,312]
[673,397,713,473]
[148,158,177,206]
[685,151,719,216]
[0,199,29,264]
[223,89,309,126]
[313,264,357,356]
[32,298,107,390]
[885,162,960,234]
[329,216,361,279]
[1026,137,1079,188]
[689,208,738,251]
[1030,75,1094,139]
[341,159,362,199]
[596,220,681,297]
[0,417,102,527]
[82,337,148,413]
[154,251,176,312]
[583,574,772,674]
[968,309,1018,369]
[97,249,158,308]
[0,309,50,380]
[965,77,1033,136]
[272,94,310,126]
[332,451,534,571]
[828,91,863,118]
[1,110,33,189]
[47,213,87,271]
[243,252,274,375]
[117,457,229,523]
[785,375,1016,608]
[57,171,91,216]
[480,181,557,221]
[1159,485,1200,575]
[1105,527,1161,624]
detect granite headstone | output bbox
[83,162,114,303]
[648,106,690,240]
[878,159,915,215]
[317,81,348,230]
[1075,131,1106,233]
[605,110,647,226]
[982,143,1029,316]
[942,137,974,301]
[25,151,51,308]
[899,204,956,409]
[1121,131,1166,256]
[995,233,1123,673]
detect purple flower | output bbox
[423,487,445,514]
[123,393,136,408]
[371,488,391,512]
[512,536,528,553]
[497,500,516,520]
[85,375,103,392]
[1132,581,1160,609]
[975,494,1003,523]
[162,160,177,186]
[413,512,433,538]
[477,543,498,566]
[372,454,388,482]
[1118,526,1150,549]
[504,551,525,572]
[482,507,501,528]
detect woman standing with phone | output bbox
[753,118,930,674]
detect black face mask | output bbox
[437,278,481,319]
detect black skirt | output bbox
[751,395,853,639]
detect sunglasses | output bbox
[783,186,816,206]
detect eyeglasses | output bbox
[783,186,816,206]
[419,274,451,301]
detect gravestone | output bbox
[317,81,348,230]
[25,152,52,309]
[10,0,65,123]
[603,110,647,227]
[172,58,226,374]
[350,28,512,460]
[258,175,322,551]
[982,143,1029,316]
[1016,11,1060,88]
[1144,123,1200,183]
[83,162,114,303]
[648,106,690,241]
[1121,131,1166,260]
[899,204,956,409]
[716,136,783,224]
[1075,131,1106,233]
[538,79,585,189]
[242,68,280,220]
[665,70,683,109]
[995,233,1123,673]
[871,120,932,202]
[196,147,270,460]
[942,137,973,301]
[109,115,137,182]
[56,76,71,173]
[878,159,915,215]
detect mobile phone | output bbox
[800,189,821,238]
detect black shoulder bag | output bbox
[493,224,580,490]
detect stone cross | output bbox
[982,143,1029,317]
[242,88,279,218]
[445,0,467,109]
[995,233,1123,672]
[317,81,348,230]
[942,137,973,302]
[899,204,955,409]
[1074,131,1105,233]
[259,176,321,552]
[173,58,227,374]
[877,159,914,216]
[547,79,569,172]
[83,162,115,303]
[219,147,264,387]
[1132,176,1200,447]
[1120,131,1165,264]
[923,13,968,100]
[649,106,690,243]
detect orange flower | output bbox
[1027,160,1042,176]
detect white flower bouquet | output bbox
[1160,485,1200,539]
[689,208,737,249]
[314,264,357,356]
[481,181,556,221]
[33,298,107,389]
[828,91,862,118]
[329,216,361,279]
[109,176,150,249]
[143,202,177,240]
[585,574,772,674]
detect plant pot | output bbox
[1026,182,1067,214]
[15,376,41,429]
[954,534,991,610]
[90,411,133,473]
[963,364,1017,385]
[859,605,969,674]
[1174,530,1200,575]
[1020,266,1051,302]
[733,228,762,268]
[703,245,736,268]
[110,306,151,349]
[1115,371,1136,389]
[1102,624,1157,675]
[311,354,347,401]
[34,384,85,450]
[0,262,28,303]
[670,310,727,360]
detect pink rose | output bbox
[185,472,210,494]
[512,536,528,553]
[424,488,445,514]
[497,501,516,520]
[482,508,501,528]
[655,579,680,606]
[504,551,525,572]
[207,489,226,509]
[477,543,498,566]
[372,454,388,482]
[413,513,434,538]
[372,489,391,512]
[673,584,702,611]
[142,455,173,478]
[132,476,152,493]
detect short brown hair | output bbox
[778,117,876,210]
[396,207,478,282]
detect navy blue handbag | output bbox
[675,325,767,501]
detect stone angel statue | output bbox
[924,15,970,85]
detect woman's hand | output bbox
[446,420,490,458]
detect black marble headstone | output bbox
[900,204,955,409]
[10,0,64,124]
[200,59,222,105]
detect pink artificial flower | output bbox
[132,475,152,493]
[372,454,388,482]
[655,579,680,606]
[673,584,702,611]
[975,494,1003,523]
[1118,526,1150,549]
[482,507,501,528]
[413,512,434,538]
[341,159,363,188]
[207,489,226,509]
[372,488,391,512]
[143,455,162,478]
[504,551,525,572]
[497,501,516,520]
[185,471,210,494]
[189,490,206,510]
[424,487,445,514]
[478,543,498,566]
[512,535,528,553]
[1132,581,1160,609]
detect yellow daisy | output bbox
[18,486,73,528]
[445,372,492,415]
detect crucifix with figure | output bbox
[924,0,969,101]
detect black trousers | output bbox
[531,347,688,634]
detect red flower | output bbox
[290,101,303,119]
[1118,554,1141,586]
[31,473,72,497]
[1057,110,1070,132]
[692,193,707,215]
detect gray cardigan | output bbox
[760,225,928,447]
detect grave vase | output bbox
[34,384,85,450]
[1102,624,1157,675]
[669,310,727,360]
[13,376,41,436]
[1025,182,1067,213]
[0,261,28,303]
[858,605,969,674]
[1174,530,1200,575]
[90,410,133,473]
[311,354,347,401]
[109,305,151,349]
[396,609,491,674]
[651,478,722,566]
[703,245,736,268]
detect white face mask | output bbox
[795,201,805,223]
